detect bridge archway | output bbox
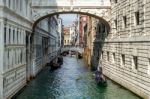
[61,46,84,54]
[32,0,111,29]
[32,11,111,31]
[31,0,112,74]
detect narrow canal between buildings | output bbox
[15,56,142,99]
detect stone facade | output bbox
[0,1,62,98]
[83,16,95,68]
[92,19,108,70]
[63,24,78,46]
[31,0,111,22]
[70,24,78,46]
[63,27,71,46]
[0,0,32,98]
[97,0,150,98]
[58,18,63,47]
[83,16,109,70]
[79,15,88,47]
[33,16,61,77]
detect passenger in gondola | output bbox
[57,55,63,65]
[50,58,60,70]
[94,68,107,86]
[57,57,60,65]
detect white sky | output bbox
[59,14,78,26]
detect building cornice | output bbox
[0,6,33,31]
[3,6,32,23]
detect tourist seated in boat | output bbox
[77,52,82,59]
[94,70,107,85]
[57,55,63,65]
[50,58,60,70]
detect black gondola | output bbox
[57,56,63,65]
[50,58,61,70]
[78,53,82,59]
[94,71,107,87]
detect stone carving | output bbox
[31,0,111,22]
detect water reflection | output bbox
[16,56,142,99]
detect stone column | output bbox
[15,50,17,65]
[6,25,9,45]
[18,0,20,13]
[11,27,13,44]
[13,49,16,67]
[3,50,7,71]
[7,49,10,69]
[23,48,25,64]
[12,49,14,68]
[16,49,18,65]
[14,28,17,44]
[14,0,16,10]
[11,29,13,45]
[18,49,20,65]
[24,0,27,17]
[0,21,4,72]
[27,0,30,18]
[20,30,24,45]
[26,33,32,81]
[0,0,4,6]
[21,30,23,45]
[0,20,4,99]
[5,0,9,6]
[18,29,20,45]
[10,49,13,69]
[23,30,25,45]
[28,34,31,54]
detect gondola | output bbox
[94,71,107,87]
[50,59,61,70]
[78,53,82,59]
[57,56,63,65]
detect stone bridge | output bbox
[61,46,84,54]
[31,0,111,27]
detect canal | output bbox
[15,56,142,99]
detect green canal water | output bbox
[15,56,142,99]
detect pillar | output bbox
[3,49,7,71]
[6,25,9,45]
[15,50,17,65]
[0,0,4,6]
[9,49,12,69]
[18,29,20,45]
[9,26,13,44]
[20,30,22,45]
[12,49,15,67]
[23,30,25,45]
[6,0,9,7]
[0,20,4,99]
[26,33,32,81]
[16,49,18,65]
[14,28,17,44]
